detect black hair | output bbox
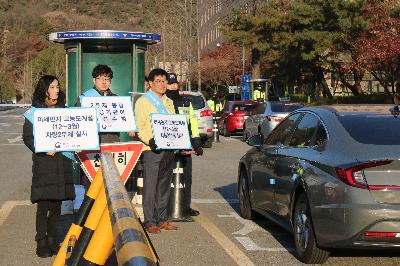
[148,68,168,82]
[32,75,65,107]
[145,76,149,82]
[92,64,113,79]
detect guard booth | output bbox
[49,30,160,109]
[49,30,160,186]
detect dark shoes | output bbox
[147,225,161,234]
[189,208,200,216]
[36,239,52,258]
[159,221,178,230]
[47,236,60,255]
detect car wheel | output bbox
[223,122,231,137]
[293,193,330,264]
[203,137,213,148]
[238,169,254,220]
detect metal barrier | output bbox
[101,152,158,266]
[53,152,158,266]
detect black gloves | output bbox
[192,137,203,156]
[149,138,158,151]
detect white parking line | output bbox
[192,198,239,204]
[0,200,31,226]
[0,144,24,146]
[235,236,293,252]
[192,203,256,266]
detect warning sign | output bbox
[76,142,143,184]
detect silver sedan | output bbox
[238,106,400,264]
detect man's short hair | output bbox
[148,68,168,81]
[92,64,113,79]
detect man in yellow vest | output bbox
[207,94,223,113]
[253,86,265,101]
[166,73,202,218]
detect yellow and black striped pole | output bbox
[66,184,108,266]
[101,152,158,265]
[52,169,104,266]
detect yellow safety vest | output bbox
[178,103,199,138]
[207,99,215,112]
[253,89,261,100]
[208,99,223,112]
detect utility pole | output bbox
[197,0,201,92]
[163,16,166,70]
[188,0,193,91]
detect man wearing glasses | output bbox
[77,64,120,143]
[135,68,178,234]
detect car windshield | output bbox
[270,102,303,113]
[181,95,205,109]
[338,114,400,145]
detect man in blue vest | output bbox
[76,64,120,143]
[166,73,202,218]
[135,68,178,234]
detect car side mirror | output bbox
[247,134,263,147]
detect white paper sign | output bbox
[33,108,99,152]
[151,113,192,150]
[80,96,136,132]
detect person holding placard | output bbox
[135,68,177,234]
[166,72,203,218]
[77,64,120,143]
[23,75,76,258]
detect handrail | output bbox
[101,152,158,266]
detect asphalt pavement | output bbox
[1,107,400,265]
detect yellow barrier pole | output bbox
[52,169,104,266]
[79,206,114,265]
[101,152,158,265]
[66,184,107,266]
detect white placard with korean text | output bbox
[151,113,192,150]
[80,96,136,132]
[33,108,99,152]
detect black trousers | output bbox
[142,150,174,228]
[35,200,61,241]
[176,154,193,209]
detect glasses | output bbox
[95,77,111,82]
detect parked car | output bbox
[218,101,258,137]
[243,101,303,141]
[179,91,214,148]
[238,106,400,264]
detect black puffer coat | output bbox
[23,100,75,203]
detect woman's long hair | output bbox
[32,75,66,107]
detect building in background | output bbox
[199,0,251,53]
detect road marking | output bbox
[192,198,239,204]
[0,115,24,118]
[218,212,262,235]
[235,236,293,252]
[218,212,293,252]
[0,144,24,146]
[0,200,31,226]
[7,135,22,143]
[192,203,255,266]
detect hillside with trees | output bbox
[0,0,150,102]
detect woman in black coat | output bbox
[23,75,75,258]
